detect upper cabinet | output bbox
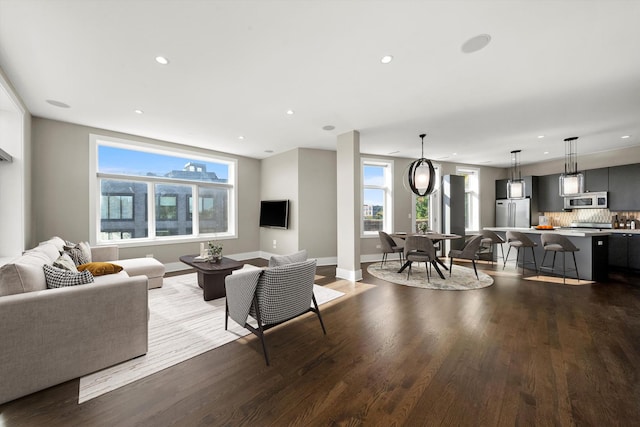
[495,179,508,199]
[584,167,609,192]
[609,164,640,211]
[537,173,564,212]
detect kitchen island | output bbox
[484,227,609,281]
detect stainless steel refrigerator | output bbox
[496,198,530,228]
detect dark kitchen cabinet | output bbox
[608,233,640,271]
[609,163,640,211]
[584,167,608,192]
[537,173,564,212]
[495,179,508,200]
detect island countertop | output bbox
[484,227,611,237]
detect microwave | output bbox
[564,191,608,209]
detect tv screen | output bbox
[259,200,290,229]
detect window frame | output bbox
[89,134,238,247]
[456,166,481,233]
[361,158,394,237]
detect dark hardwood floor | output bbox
[2,260,640,426]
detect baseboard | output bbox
[335,267,363,282]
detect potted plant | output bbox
[208,241,223,261]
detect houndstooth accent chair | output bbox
[224,259,326,365]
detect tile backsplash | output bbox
[542,209,640,227]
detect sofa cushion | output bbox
[39,236,66,253]
[268,250,308,267]
[53,253,78,272]
[115,258,165,279]
[24,243,60,263]
[77,262,123,276]
[92,270,130,285]
[43,264,94,288]
[0,250,52,296]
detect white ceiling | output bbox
[1,0,639,168]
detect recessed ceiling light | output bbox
[46,99,70,108]
[322,125,335,131]
[538,135,545,139]
[286,109,294,115]
[461,34,491,54]
[238,135,245,140]
[621,135,631,139]
[155,56,169,65]
[544,151,549,154]
[134,109,144,114]
[380,55,393,64]
[452,153,458,156]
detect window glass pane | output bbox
[155,184,192,236]
[416,195,429,231]
[363,188,384,232]
[98,145,229,182]
[363,165,385,186]
[100,179,147,240]
[199,187,228,233]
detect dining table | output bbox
[391,232,462,279]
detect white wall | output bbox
[0,67,30,259]
[31,117,261,264]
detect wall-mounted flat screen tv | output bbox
[259,200,290,229]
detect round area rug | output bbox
[367,260,494,291]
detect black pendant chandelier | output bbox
[559,136,584,196]
[407,133,436,196]
[507,149,525,199]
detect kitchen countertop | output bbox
[484,227,612,237]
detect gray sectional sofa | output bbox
[0,237,165,405]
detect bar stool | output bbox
[479,230,505,265]
[538,233,579,284]
[503,231,538,275]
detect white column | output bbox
[336,130,362,281]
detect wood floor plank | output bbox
[2,260,640,426]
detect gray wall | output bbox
[31,117,261,264]
[259,148,299,255]
[298,148,337,258]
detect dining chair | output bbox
[479,230,506,265]
[538,233,579,284]
[448,234,484,279]
[404,235,437,282]
[378,231,404,267]
[504,231,538,275]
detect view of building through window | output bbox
[96,142,234,242]
[362,160,393,234]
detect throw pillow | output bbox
[43,264,94,289]
[65,242,92,266]
[52,253,78,272]
[268,249,308,267]
[77,262,123,276]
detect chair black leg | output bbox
[539,250,547,276]
[472,260,478,279]
[562,252,566,284]
[252,296,270,366]
[381,253,387,267]
[449,257,453,277]
[312,294,327,335]
[530,247,537,275]
[225,300,229,330]
[504,246,512,269]
[573,251,579,282]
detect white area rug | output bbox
[78,272,344,403]
[367,260,494,290]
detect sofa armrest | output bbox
[0,275,148,405]
[91,245,119,262]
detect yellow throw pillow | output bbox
[77,262,123,276]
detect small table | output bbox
[392,233,462,279]
[179,255,244,301]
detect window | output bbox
[90,134,237,245]
[456,166,480,232]
[362,159,393,235]
[413,163,441,233]
[101,194,134,220]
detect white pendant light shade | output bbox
[407,134,436,196]
[507,149,525,199]
[559,136,584,196]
